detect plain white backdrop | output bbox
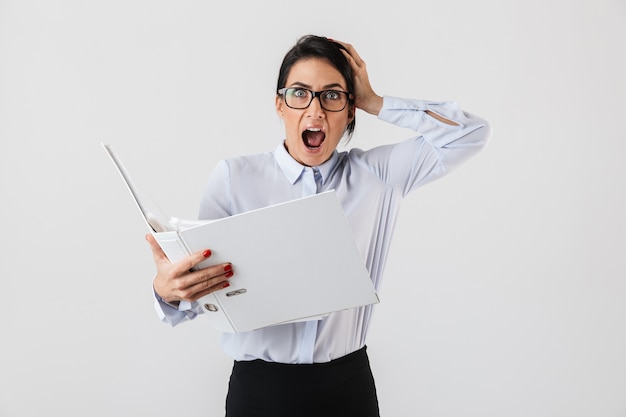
[1,0,625,416]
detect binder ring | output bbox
[226,288,247,297]
[203,303,219,312]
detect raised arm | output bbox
[333,39,458,127]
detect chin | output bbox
[300,150,327,166]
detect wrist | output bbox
[154,288,180,309]
[162,298,180,309]
[359,95,383,116]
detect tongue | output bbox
[304,131,325,148]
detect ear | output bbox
[347,104,355,123]
[275,95,284,118]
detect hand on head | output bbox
[329,39,383,116]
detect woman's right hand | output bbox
[146,234,233,306]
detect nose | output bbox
[305,95,325,117]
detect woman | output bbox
[146,34,490,416]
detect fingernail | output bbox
[203,249,212,258]
[222,282,230,288]
[225,271,234,278]
[223,264,232,272]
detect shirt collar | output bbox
[273,141,339,186]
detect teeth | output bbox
[306,128,321,132]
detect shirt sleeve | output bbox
[363,95,491,195]
[198,159,233,220]
[153,288,203,327]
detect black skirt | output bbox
[225,345,380,417]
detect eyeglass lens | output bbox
[284,88,348,111]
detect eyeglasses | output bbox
[278,87,352,112]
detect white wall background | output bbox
[1,0,625,416]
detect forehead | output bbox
[285,58,347,89]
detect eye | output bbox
[322,90,342,101]
[291,88,310,98]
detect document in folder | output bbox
[102,144,379,333]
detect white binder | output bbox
[102,144,379,333]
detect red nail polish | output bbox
[222,282,230,288]
[223,264,232,272]
[225,271,234,278]
[203,250,211,258]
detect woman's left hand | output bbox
[332,39,384,116]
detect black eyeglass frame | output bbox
[277,87,353,112]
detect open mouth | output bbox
[302,128,325,149]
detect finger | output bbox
[145,234,170,264]
[331,39,364,66]
[177,262,233,289]
[187,277,232,302]
[178,264,234,301]
[170,247,214,276]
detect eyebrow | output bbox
[288,81,347,90]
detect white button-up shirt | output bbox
[154,96,491,363]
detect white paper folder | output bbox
[102,143,379,333]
